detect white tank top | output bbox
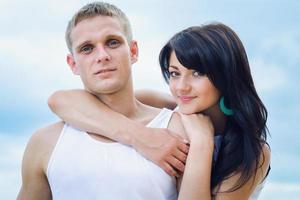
[47,108,177,200]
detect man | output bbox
[18,2,188,199]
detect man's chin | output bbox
[85,83,121,94]
[86,87,121,96]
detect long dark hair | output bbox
[159,23,268,192]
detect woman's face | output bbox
[168,51,220,114]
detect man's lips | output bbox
[94,68,117,75]
[179,96,196,103]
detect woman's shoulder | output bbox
[259,143,271,180]
[213,143,271,199]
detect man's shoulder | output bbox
[27,121,65,154]
[22,121,65,174]
[34,121,65,135]
[30,121,65,144]
[19,122,64,199]
[28,122,65,162]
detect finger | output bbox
[172,133,189,144]
[178,142,190,154]
[163,162,178,177]
[167,156,185,173]
[172,149,187,164]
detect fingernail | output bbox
[183,139,189,144]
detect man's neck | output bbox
[90,78,161,125]
[94,83,140,120]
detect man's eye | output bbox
[169,71,180,77]
[81,45,93,54]
[107,39,120,48]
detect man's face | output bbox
[67,16,138,95]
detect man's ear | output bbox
[130,40,138,64]
[67,54,80,75]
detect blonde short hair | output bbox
[65,2,132,53]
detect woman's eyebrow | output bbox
[169,65,179,70]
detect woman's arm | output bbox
[48,89,139,144]
[176,113,214,200]
[135,89,177,110]
[48,89,189,176]
[176,114,271,200]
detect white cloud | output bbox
[260,31,300,66]
[0,33,82,102]
[250,58,288,93]
[0,0,173,102]
[132,36,169,92]
[0,133,29,199]
[260,181,300,200]
[0,0,82,13]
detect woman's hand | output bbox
[179,113,214,143]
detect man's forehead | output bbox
[70,16,125,45]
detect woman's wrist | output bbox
[189,136,214,152]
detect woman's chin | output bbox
[178,107,198,115]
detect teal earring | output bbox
[219,96,234,116]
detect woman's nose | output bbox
[176,77,191,93]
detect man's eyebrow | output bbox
[169,65,179,70]
[106,33,124,40]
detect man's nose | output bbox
[96,45,111,63]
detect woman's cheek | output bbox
[169,81,177,98]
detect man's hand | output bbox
[132,127,189,177]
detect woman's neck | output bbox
[203,105,227,134]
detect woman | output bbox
[49,23,270,199]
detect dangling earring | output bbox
[219,96,234,116]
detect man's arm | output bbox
[17,130,52,200]
[48,90,189,176]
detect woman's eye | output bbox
[81,45,93,54]
[169,71,180,77]
[107,39,120,48]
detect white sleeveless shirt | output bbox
[46,107,266,200]
[47,108,177,200]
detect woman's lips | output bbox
[179,96,196,103]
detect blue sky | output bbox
[0,0,300,199]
